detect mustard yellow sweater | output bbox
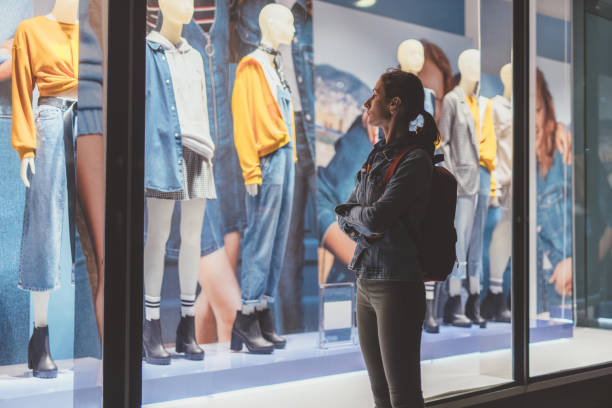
[466,95,497,195]
[12,16,79,159]
[232,56,297,185]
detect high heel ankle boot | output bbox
[176,315,204,360]
[443,295,472,328]
[230,311,274,354]
[28,325,58,379]
[465,294,487,328]
[481,291,511,322]
[143,318,171,365]
[423,298,440,334]
[257,308,287,349]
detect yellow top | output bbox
[465,95,497,195]
[232,56,297,185]
[11,16,79,159]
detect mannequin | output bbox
[439,48,496,329]
[397,39,440,333]
[483,63,512,322]
[143,0,216,364]
[12,0,80,379]
[231,3,296,354]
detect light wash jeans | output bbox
[19,103,77,291]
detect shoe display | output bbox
[143,318,171,365]
[481,291,512,322]
[465,294,487,328]
[28,325,58,379]
[423,298,440,334]
[443,295,472,328]
[257,308,287,349]
[176,315,205,360]
[230,311,275,354]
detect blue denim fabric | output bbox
[241,86,295,304]
[0,2,31,114]
[536,152,572,313]
[163,198,223,260]
[234,0,315,163]
[19,104,76,291]
[317,117,373,243]
[0,115,29,364]
[450,194,477,279]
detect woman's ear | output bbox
[388,97,401,115]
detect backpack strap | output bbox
[383,146,418,185]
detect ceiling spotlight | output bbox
[354,0,376,8]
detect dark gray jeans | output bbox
[357,279,425,408]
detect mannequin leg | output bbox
[143,198,174,317]
[33,291,50,328]
[194,287,219,344]
[197,248,241,343]
[465,192,490,328]
[423,282,439,333]
[76,134,106,339]
[176,199,206,360]
[223,232,241,275]
[482,207,512,322]
[29,291,57,378]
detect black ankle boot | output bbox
[176,315,204,360]
[443,295,472,328]
[465,294,487,328]
[257,308,287,349]
[423,299,440,334]
[28,325,58,379]
[143,318,171,365]
[230,311,274,354]
[481,291,511,322]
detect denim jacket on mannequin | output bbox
[234,0,315,162]
[145,1,230,192]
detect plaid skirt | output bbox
[145,147,217,200]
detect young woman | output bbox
[335,69,440,407]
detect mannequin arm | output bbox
[20,157,35,188]
[246,183,258,196]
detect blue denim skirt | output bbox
[19,102,76,292]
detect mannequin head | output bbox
[259,4,295,50]
[159,0,194,26]
[457,49,480,83]
[397,39,425,75]
[51,0,79,23]
[500,63,512,100]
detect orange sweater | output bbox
[11,16,79,159]
[232,56,297,185]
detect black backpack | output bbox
[384,147,458,282]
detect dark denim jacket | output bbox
[537,151,572,270]
[234,0,315,161]
[336,139,432,281]
[145,1,230,191]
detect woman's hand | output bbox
[555,123,573,165]
[549,257,572,296]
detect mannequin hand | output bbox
[0,39,12,82]
[20,157,35,188]
[246,184,258,196]
[549,257,572,296]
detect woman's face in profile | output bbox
[363,79,390,128]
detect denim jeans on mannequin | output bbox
[278,115,316,333]
[19,103,77,291]
[466,166,491,293]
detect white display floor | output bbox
[144,328,612,408]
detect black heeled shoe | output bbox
[481,291,511,322]
[143,318,171,365]
[443,295,472,328]
[423,298,440,334]
[176,315,204,360]
[230,311,274,354]
[28,325,58,379]
[466,294,487,328]
[257,308,287,349]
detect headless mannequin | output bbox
[244,4,295,197]
[19,0,79,331]
[144,0,204,321]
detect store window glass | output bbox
[140,0,515,406]
[0,0,106,407]
[529,0,612,377]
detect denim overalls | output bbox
[241,83,295,305]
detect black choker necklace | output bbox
[258,44,279,56]
[257,45,291,92]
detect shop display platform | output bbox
[0,320,572,407]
